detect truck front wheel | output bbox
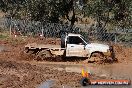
[89,52,105,63]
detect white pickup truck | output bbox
[25,33,115,62]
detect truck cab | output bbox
[61,33,113,59]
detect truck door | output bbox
[66,36,87,57]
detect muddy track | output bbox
[0,37,132,88]
[0,60,83,88]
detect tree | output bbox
[0,0,26,18]
[83,0,132,29]
[0,0,131,28]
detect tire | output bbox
[91,52,104,58]
[24,47,35,54]
[55,56,62,62]
[80,77,90,86]
[28,50,35,54]
[35,50,52,60]
[90,52,105,62]
[24,47,29,53]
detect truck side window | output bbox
[67,36,84,45]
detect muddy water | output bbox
[38,80,55,88]
[65,64,132,80]
[65,64,132,88]
[38,62,132,88]
[33,61,132,88]
[51,63,132,79]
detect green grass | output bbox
[0,31,27,45]
[0,34,8,39]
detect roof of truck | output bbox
[68,33,81,36]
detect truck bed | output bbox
[25,43,63,49]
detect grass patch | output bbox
[0,32,26,46]
[0,34,8,39]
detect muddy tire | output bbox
[88,52,105,63]
[28,50,35,54]
[24,47,35,54]
[24,47,29,53]
[35,50,52,61]
[54,56,62,62]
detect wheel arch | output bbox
[90,51,104,58]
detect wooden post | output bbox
[9,17,12,37]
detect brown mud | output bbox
[0,37,132,88]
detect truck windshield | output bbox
[81,36,89,44]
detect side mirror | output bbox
[84,44,86,50]
[80,43,86,50]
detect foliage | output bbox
[0,0,26,18]
[0,0,131,27]
[83,0,132,29]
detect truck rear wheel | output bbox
[35,50,52,61]
[24,47,35,54]
[24,47,29,53]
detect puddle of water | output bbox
[53,64,132,80]
[65,67,82,73]
[81,85,131,88]
[38,80,55,88]
[38,80,73,88]
[37,63,132,88]
[64,65,132,88]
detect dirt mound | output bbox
[113,44,132,63]
[18,51,35,61]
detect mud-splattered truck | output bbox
[25,33,115,62]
